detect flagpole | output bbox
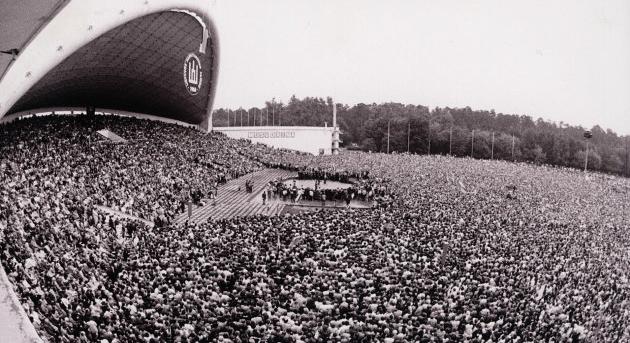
[511,134,515,161]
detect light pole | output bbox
[626,136,629,177]
[449,126,453,155]
[584,130,593,172]
[471,129,475,158]
[427,114,431,155]
[491,132,495,160]
[387,120,391,154]
[407,121,410,153]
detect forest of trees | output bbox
[213,95,630,177]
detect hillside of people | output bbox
[1,114,629,342]
[214,96,630,177]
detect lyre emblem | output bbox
[184,53,203,95]
[188,60,198,85]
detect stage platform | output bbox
[174,168,374,224]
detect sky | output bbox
[210,0,630,134]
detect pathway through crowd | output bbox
[94,205,155,227]
[174,168,296,224]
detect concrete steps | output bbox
[174,169,295,224]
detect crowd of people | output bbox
[0,115,271,225]
[1,114,629,342]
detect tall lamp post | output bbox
[584,130,592,172]
[449,126,453,156]
[387,120,391,154]
[471,129,475,158]
[491,132,495,160]
[407,120,411,153]
[427,113,431,155]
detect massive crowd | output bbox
[1,115,629,342]
[0,115,269,225]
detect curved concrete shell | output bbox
[0,0,220,127]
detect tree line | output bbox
[213,95,630,176]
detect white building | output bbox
[215,126,334,155]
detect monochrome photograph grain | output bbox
[0,1,629,342]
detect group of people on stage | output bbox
[261,177,393,209]
[296,167,370,184]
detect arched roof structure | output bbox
[0,0,219,129]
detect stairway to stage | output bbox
[174,168,296,224]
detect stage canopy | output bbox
[0,0,219,127]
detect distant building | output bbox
[215,126,334,155]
